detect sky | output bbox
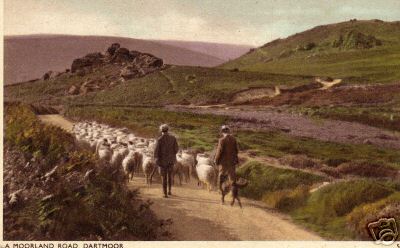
[4,0,400,46]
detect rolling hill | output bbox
[221,20,400,83]
[5,20,400,109]
[4,34,251,84]
[153,40,252,61]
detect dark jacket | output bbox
[154,133,179,167]
[215,134,239,167]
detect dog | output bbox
[220,176,248,208]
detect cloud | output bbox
[4,0,400,46]
[4,0,124,36]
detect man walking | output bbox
[214,125,239,195]
[154,124,179,198]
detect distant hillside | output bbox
[4,34,239,84]
[153,40,253,61]
[222,20,400,83]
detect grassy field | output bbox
[222,20,400,84]
[4,65,314,106]
[236,161,400,240]
[291,105,400,132]
[291,179,399,240]
[237,161,325,200]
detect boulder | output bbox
[79,85,90,95]
[133,53,163,68]
[106,43,121,56]
[71,52,104,73]
[120,65,146,80]
[42,71,56,80]
[120,65,141,80]
[129,50,141,58]
[68,85,80,95]
[110,48,133,63]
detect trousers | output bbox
[159,163,174,196]
[218,165,236,192]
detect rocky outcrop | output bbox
[332,30,382,49]
[120,65,143,80]
[71,52,105,73]
[65,43,165,95]
[109,47,131,63]
[106,43,121,56]
[71,43,164,75]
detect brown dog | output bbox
[221,176,248,208]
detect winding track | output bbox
[37,114,323,241]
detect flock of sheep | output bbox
[72,121,218,190]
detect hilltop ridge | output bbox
[222,19,400,83]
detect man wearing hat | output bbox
[214,125,239,194]
[153,124,179,198]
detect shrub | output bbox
[263,185,310,212]
[319,166,341,178]
[336,160,397,178]
[237,161,324,200]
[291,179,395,240]
[325,158,349,167]
[279,155,321,169]
[4,102,74,171]
[293,179,394,224]
[185,74,196,81]
[347,192,400,240]
[304,42,316,50]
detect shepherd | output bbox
[153,124,179,198]
[214,125,239,202]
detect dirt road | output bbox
[38,114,322,240]
[128,176,322,241]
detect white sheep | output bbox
[122,151,142,181]
[142,155,156,185]
[179,151,195,182]
[196,154,212,165]
[195,163,216,191]
[110,148,125,168]
[97,143,112,164]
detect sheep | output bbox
[142,155,156,185]
[110,141,119,150]
[195,163,216,191]
[97,143,112,164]
[89,139,98,152]
[96,138,109,155]
[122,151,143,181]
[172,160,184,186]
[118,144,129,157]
[179,151,195,182]
[110,148,125,168]
[122,152,136,181]
[196,154,212,165]
[77,136,91,150]
[116,135,127,144]
[127,141,136,151]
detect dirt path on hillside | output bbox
[38,114,322,241]
[166,105,400,150]
[128,176,322,241]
